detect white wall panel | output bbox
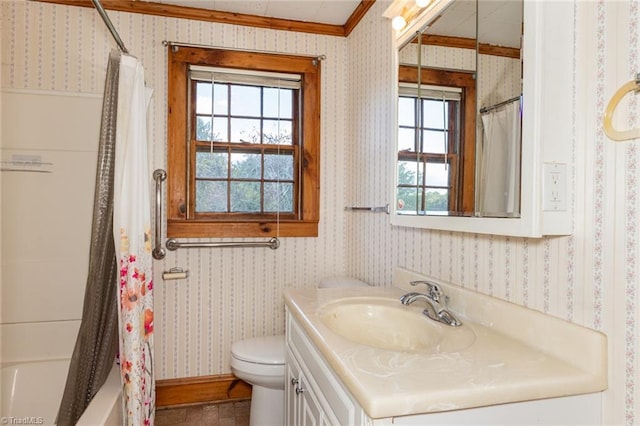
[0,91,100,324]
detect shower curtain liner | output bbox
[57,50,121,426]
[57,50,155,425]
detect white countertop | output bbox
[283,268,607,419]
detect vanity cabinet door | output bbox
[299,375,323,426]
[285,354,300,426]
[286,310,366,425]
[286,348,332,426]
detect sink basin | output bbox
[317,297,475,353]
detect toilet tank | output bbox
[318,277,369,288]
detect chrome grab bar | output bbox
[344,204,390,214]
[152,169,167,260]
[151,168,281,258]
[166,238,280,251]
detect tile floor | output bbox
[156,400,250,426]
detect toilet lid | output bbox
[231,335,285,365]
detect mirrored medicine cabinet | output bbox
[385,0,574,237]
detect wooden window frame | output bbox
[398,65,476,213]
[167,46,320,238]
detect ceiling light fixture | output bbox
[384,0,452,46]
[392,15,408,30]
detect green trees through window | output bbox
[193,80,296,215]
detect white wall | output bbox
[346,2,640,425]
[1,0,638,423]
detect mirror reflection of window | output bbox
[394,0,522,219]
[397,85,462,214]
[397,64,476,216]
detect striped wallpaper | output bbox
[1,0,351,379]
[1,1,638,423]
[346,2,639,425]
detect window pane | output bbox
[422,130,446,153]
[264,153,293,180]
[264,182,293,212]
[398,97,415,126]
[196,116,212,141]
[230,181,261,212]
[231,118,261,143]
[425,162,449,186]
[212,117,228,142]
[213,83,228,115]
[198,117,229,141]
[397,187,419,213]
[422,99,446,129]
[425,189,448,211]
[231,85,261,117]
[263,88,293,118]
[398,161,417,185]
[230,152,261,179]
[196,150,228,179]
[196,82,230,115]
[196,181,227,212]
[263,119,292,145]
[196,82,212,115]
[398,128,415,152]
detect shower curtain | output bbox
[57,51,120,426]
[57,50,155,426]
[477,99,522,216]
[114,54,155,425]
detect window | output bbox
[167,47,320,237]
[396,66,476,214]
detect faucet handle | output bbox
[409,280,443,303]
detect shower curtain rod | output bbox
[91,0,129,54]
[480,95,521,114]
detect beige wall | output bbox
[1,0,639,423]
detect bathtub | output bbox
[1,359,122,425]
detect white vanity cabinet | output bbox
[284,271,607,425]
[285,309,366,426]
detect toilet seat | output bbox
[231,335,285,365]
[230,357,284,381]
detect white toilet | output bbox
[230,276,368,426]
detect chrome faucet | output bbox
[400,280,462,327]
